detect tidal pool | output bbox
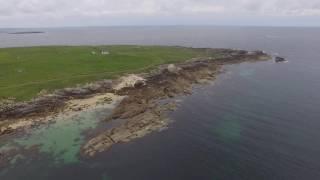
[0,99,121,171]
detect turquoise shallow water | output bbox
[0,101,118,171]
[1,26,320,180]
[13,111,100,164]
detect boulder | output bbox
[86,84,102,92]
[275,56,286,63]
[167,64,181,74]
[57,88,91,97]
[113,75,146,91]
[134,80,146,88]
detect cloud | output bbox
[0,0,319,27]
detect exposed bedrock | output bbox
[0,80,114,121]
[81,50,270,157]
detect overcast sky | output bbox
[1,0,320,27]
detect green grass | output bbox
[0,45,214,101]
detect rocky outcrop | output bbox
[81,50,271,157]
[275,56,287,63]
[167,64,181,74]
[0,80,113,122]
[0,49,268,123]
[113,75,146,91]
[82,103,174,157]
[0,126,14,136]
[0,49,270,140]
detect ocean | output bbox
[1,26,320,180]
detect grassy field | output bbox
[0,45,214,101]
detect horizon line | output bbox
[1,24,320,29]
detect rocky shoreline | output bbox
[81,49,271,157]
[0,48,271,159]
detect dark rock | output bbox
[0,95,65,121]
[134,80,146,88]
[60,88,91,97]
[275,56,286,63]
[247,50,264,55]
[0,127,14,135]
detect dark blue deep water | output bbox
[1,26,320,179]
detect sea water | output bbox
[0,26,320,180]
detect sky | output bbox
[0,0,320,27]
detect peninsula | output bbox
[0,46,270,166]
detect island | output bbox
[0,46,271,166]
[8,31,45,34]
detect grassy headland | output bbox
[0,45,214,100]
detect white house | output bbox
[101,50,110,55]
